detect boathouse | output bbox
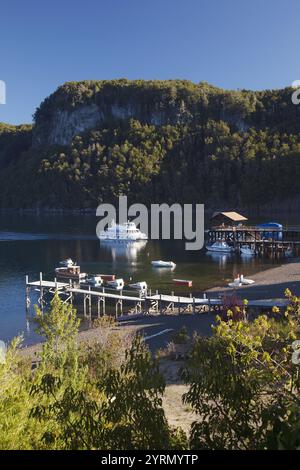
[210,211,248,228]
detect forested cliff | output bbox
[0,79,300,211]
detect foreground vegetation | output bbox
[1,291,300,449]
[0,80,300,209]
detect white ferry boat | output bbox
[99,220,148,241]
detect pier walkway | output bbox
[25,273,290,318]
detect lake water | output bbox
[0,212,296,345]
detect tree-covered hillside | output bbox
[0,80,299,211]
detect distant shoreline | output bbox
[1,207,299,218]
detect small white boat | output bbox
[233,274,255,285]
[206,241,234,253]
[82,275,103,287]
[228,281,242,288]
[151,260,176,268]
[59,258,75,267]
[106,278,124,290]
[285,247,293,257]
[129,281,147,291]
[240,246,256,256]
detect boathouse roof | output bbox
[211,211,248,222]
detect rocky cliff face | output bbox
[33,100,192,147]
[32,79,256,147]
[31,79,300,148]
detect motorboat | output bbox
[59,258,75,267]
[98,274,116,282]
[82,275,103,287]
[206,241,234,253]
[55,265,86,281]
[228,281,242,288]
[240,245,256,256]
[285,247,293,257]
[173,279,193,287]
[128,281,148,291]
[233,274,255,285]
[106,278,125,290]
[99,220,148,241]
[151,260,176,268]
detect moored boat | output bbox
[240,245,256,256]
[285,246,293,257]
[98,274,116,281]
[106,278,124,290]
[55,265,86,281]
[206,241,234,253]
[59,258,75,267]
[173,279,193,287]
[82,275,103,287]
[228,281,242,288]
[233,274,255,285]
[128,281,147,291]
[151,260,176,268]
[99,220,148,241]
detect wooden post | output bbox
[69,280,73,305]
[83,294,86,317]
[193,297,195,315]
[39,272,44,309]
[25,275,30,313]
[88,286,91,318]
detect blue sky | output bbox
[1,0,300,124]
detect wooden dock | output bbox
[206,226,300,256]
[25,273,290,319]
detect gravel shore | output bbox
[205,258,300,300]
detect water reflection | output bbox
[100,240,148,261]
[206,252,233,269]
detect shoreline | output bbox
[20,258,300,358]
[205,258,300,300]
[1,207,299,217]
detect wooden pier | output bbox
[26,273,145,318]
[25,273,290,319]
[206,226,300,256]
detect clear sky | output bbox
[1,0,300,124]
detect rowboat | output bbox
[173,279,193,287]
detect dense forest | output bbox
[0,79,300,211]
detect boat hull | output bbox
[173,279,193,287]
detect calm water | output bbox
[0,212,296,345]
